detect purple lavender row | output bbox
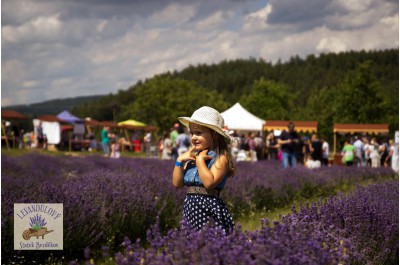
[111,181,398,265]
[1,154,396,263]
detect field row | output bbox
[1,153,397,264]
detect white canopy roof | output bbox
[221,103,265,132]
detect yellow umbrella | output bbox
[118,119,146,127]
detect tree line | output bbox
[72,49,399,140]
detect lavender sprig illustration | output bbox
[29,214,47,230]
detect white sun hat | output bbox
[178,106,232,143]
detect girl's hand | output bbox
[196,149,213,161]
[177,146,197,163]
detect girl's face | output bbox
[189,123,214,151]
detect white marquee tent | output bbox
[221,103,265,132]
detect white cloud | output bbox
[21,80,39,88]
[2,13,62,44]
[242,3,272,32]
[195,10,234,31]
[1,0,398,106]
[148,3,197,26]
[380,13,399,30]
[336,0,373,12]
[316,36,348,53]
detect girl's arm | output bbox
[196,150,228,190]
[172,147,195,188]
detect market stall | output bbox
[1,110,28,148]
[333,123,389,154]
[34,115,67,149]
[117,119,158,152]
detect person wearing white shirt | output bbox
[321,137,329,166]
[353,136,365,167]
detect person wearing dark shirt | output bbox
[309,134,323,163]
[278,122,299,168]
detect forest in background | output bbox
[2,95,103,117]
[3,49,398,141]
[72,48,399,140]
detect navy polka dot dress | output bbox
[183,194,234,232]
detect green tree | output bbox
[304,87,336,141]
[305,61,388,143]
[333,61,384,124]
[240,78,296,120]
[120,76,228,132]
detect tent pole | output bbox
[333,132,337,155]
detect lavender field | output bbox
[1,153,398,264]
[111,181,398,265]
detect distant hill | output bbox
[2,95,104,118]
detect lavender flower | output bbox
[29,214,47,230]
[1,153,397,264]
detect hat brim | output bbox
[178,117,232,143]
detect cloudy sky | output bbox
[1,0,398,106]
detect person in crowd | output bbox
[158,136,164,158]
[230,131,240,162]
[302,135,318,168]
[161,132,172,160]
[379,138,389,167]
[172,106,235,232]
[363,137,372,167]
[176,127,191,156]
[309,133,323,164]
[239,133,245,151]
[265,132,278,160]
[170,123,180,160]
[143,131,152,153]
[242,133,257,162]
[302,136,311,165]
[370,137,380,168]
[342,139,356,166]
[42,134,48,150]
[101,126,111,157]
[391,138,399,172]
[11,122,23,149]
[321,137,329,166]
[253,132,264,160]
[36,122,44,148]
[88,131,97,152]
[296,136,305,165]
[110,133,120,159]
[353,135,365,167]
[278,122,299,168]
[385,139,395,168]
[248,133,257,162]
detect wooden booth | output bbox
[1,110,28,149]
[333,123,389,154]
[333,123,389,165]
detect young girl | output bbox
[172,106,235,232]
